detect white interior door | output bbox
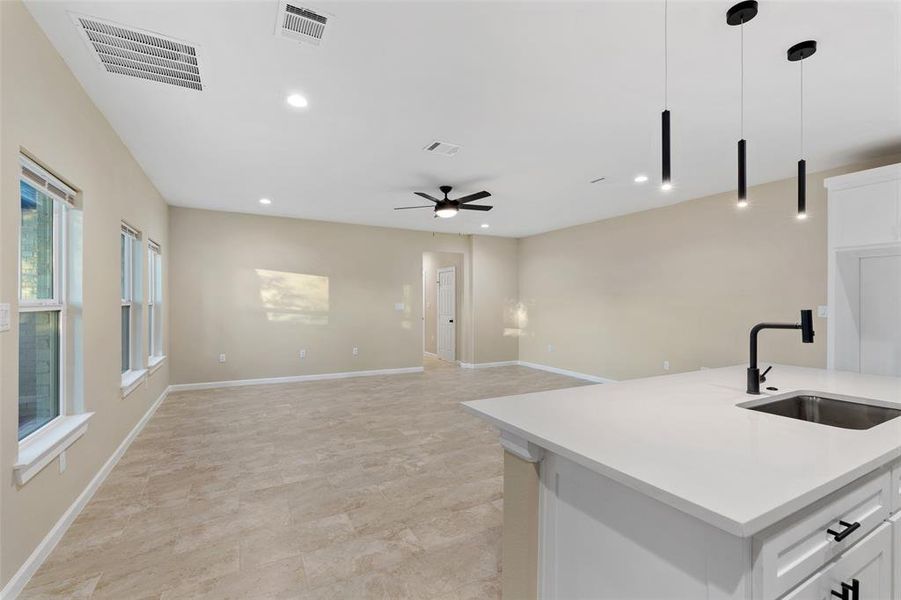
[859,254,901,376]
[437,267,456,362]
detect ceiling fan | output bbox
[395,185,492,218]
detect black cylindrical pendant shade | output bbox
[798,159,807,217]
[661,109,671,186]
[738,139,747,203]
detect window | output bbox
[148,240,163,365]
[18,156,75,441]
[120,223,144,390]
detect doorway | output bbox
[422,251,464,364]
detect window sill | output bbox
[121,369,148,398]
[15,413,94,485]
[148,355,166,374]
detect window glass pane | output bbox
[148,309,154,356]
[20,180,54,301]
[120,233,127,300]
[19,311,60,440]
[121,305,130,373]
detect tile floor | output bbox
[21,358,587,599]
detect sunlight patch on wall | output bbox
[255,269,329,324]
[503,301,529,337]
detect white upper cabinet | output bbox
[826,164,901,249]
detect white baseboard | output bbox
[423,351,438,358]
[168,366,425,392]
[517,361,616,384]
[459,360,519,369]
[1,386,170,600]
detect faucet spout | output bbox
[747,309,815,394]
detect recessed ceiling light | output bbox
[481,223,490,229]
[660,182,673,192]
[633,174,649,183]
[259,198,272,205]
[286,93,308,108]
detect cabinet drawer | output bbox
[781,522,892,600]
[753,471,892,600]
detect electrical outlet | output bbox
[547,344,555,353]
[352,347,359,356]
[299,349,306,359]
[394,303,405,311]
[663,360,670,371]
[817,305,828,318]
[218,353,226,363]
[59,451,67,473]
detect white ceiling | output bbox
[26,0,901,237]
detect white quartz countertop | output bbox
[462,365,901,537]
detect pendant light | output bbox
[660,0,672,192]
[787,40,817,220]
[727,1,758,208]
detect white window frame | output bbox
[15,154,93,486]
[121,223,146,395]
[147,240,165,371]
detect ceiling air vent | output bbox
[423,141,461,157]
[73,14,202,91]
[276,3,330,46]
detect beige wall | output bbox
[169,207,493,383]
[1,0,170,587]
[472,236,520,364]
[422,252,464,360]
[518,158,900,381]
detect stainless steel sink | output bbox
[738,391,901,430]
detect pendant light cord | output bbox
[800,59,804,156]
[740,18,744,138]
[664,0,668,109]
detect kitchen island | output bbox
[463,365,901,599]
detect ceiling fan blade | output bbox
[394,205,433,210]
[455,191,491,204]
[458,204,493,211]
[414,192,441,203]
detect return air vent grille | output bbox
[423,141,461,157]
[277,3,330,45]
[74,15,202,91]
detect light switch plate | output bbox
[394,303,405,311]
[817,305,828,318]
[0,303,9,332]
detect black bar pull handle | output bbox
[826,520,861,542]
[831,579,860,600]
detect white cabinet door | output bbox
[892,513,900,600]
[859,254,901,377]
[830,180,901,248]
[782,523,892,600]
